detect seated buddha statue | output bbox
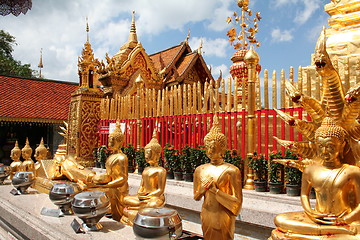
[34,138,48,177]
[193,115,242,240]
[120,130,166,226]
[271,117,360,240]
[20,138,35,173]
[86,121,129,222]
[9,141,22,179]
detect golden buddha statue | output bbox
[86,121,129,222]
[121,129,166,226]
[34,138,48,176]
[193,115,242,240]
[272,118,360,240]
[9,141,22,179]
[270,29,360,240]
[20,138,35,172]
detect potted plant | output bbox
[122,144,136,173]
[224,149,244,185]
[181,146,195,182]
[135,148,148,174]
[164,144,178,179]
[191,145,209,169]
[96,145,108,169]
[284,150,302,196]
[248,152,268,192]
[268,151,284,194]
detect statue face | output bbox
[10,150,20,161]
[205,140,225,164]
[22,149,31,159]
[108,135,122,150]
[316,136,343,165]
[34,149,46,161]
[145,148,157,165]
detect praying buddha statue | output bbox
[9,141,22,179]
[121,129,166,226]
[20,138,35,172]
[87,121,129,222]
[270,28,360,240]
[193,115,242,240]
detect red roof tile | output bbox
[177,53,196,76]
[150,45,183,70]
[0,75,78,121]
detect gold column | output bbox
[244,46,260,190]
[135,75,144,151]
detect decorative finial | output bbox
[227,0,261,49]
[185,29,191,42]
[128,10,138,43]
[86,16,90,42]
[38,48,43,78]
[198,38,203,55]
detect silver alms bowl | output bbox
[0,165,11,184]
[133,207,182,239]
[49,182,80,215]
[72,190,110,231]
[12,171,34,194]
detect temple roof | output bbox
[150,42,213,86]
[0,75,78,123]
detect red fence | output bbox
[98,107,305,158]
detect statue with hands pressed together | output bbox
[193,115,242,240]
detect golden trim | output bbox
[0,117,63,124]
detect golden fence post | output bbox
[244,46,259,190]
[281,69,285,109]
[264,69,269,110]
[289,67,294,108]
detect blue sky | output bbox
[0,0,329,82]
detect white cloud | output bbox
[271,28,294,42]
[294,1,321,25]
[210,64,229,79]
[189,37,229,58]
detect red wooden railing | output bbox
[98,107,305,158]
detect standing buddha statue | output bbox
[193,115,242,240]
[121,129,167,226]
[87,121,129,222]
[9,141,22,179]
[20,138,34,172]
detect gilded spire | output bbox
[86,16,90,42]
[128,10,138,43]
[38,48,43,78]
[185,29,190,43]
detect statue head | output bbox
[108,121,124,151]
[34,138,48,161]
[144,129,162,166]
[10,141,21,161]
[315,117,347,167]
[204,115,227,164]
[21,138,32,160]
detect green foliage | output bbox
[0,30,37,77]
[97,145,108,164]
[224,149,244,171]
[164,144,180,172]
[268,151,284,183]
[190,146,209,169]
[284,150,302,185]
[248,152,268,182]
[122,144,136,169]
[135,148,149,169]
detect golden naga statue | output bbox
[121,129,166,226]
[86,121,129,222]
[193,115,242,240]
[9,141,22,179]
[20,138,35,172]
[270,29,360,240]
